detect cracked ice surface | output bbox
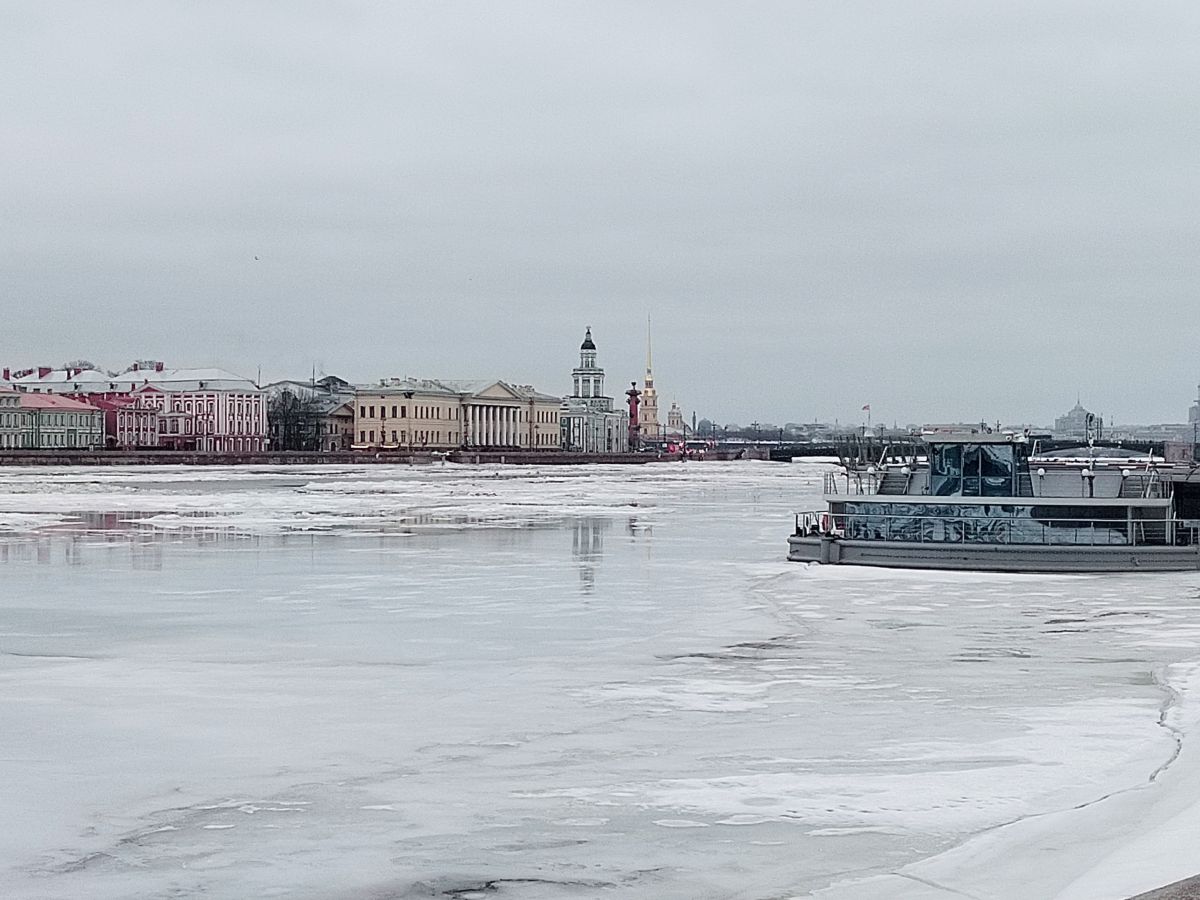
[0,461,1198,899]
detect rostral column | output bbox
[626,381,641,451]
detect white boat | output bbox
[788,432,1200,572]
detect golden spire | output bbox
[646,314,654,385]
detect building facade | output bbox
[353,379,561,451]
[665,401,687,440]
[4,362,267,452]
[92,395,159,449]
[0,389,21,449]
[16,394,104,449]
[316,399,355,451]
[560,328,629,453]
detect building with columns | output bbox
[561,328,629,453]
[352,378,560,451]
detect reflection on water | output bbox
[571,517,609,593]
[0,508,644,577]
[0,520,267,571]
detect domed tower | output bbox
[562,325,630,453]
[572,327,607,406]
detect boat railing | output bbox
[794,509,1198,548]
[823,469,882,496]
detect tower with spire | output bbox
[561,326,630,453]
[572,327,606,408]
[639,316,661,442]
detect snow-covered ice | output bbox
[0,461,1198,899]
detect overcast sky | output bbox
[3,2,1198,426]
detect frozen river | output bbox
[2,461,1200,899]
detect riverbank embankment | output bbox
[0,447,764,466]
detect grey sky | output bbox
[3,2,1198,427]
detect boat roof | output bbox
[922,432,1026,445]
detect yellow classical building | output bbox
[353,379,561,451]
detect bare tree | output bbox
[268,390,322,451]
[62,359,100,372]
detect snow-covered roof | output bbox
[131,367,260,392]
[366,378,465,396]
[313,396,353,416]
[365,378,562,403]
[263,379,355,400]
[7,368,112,391]
[4,364,262,394]
[509,383,564,403]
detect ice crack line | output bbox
[1150,664,1184,783]
[922,664,1189,863]
[896,872,987,900]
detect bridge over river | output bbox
[766,438,1169,463]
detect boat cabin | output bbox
[816,433,1179,548]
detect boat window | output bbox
[980,445,1014,496]
[832,501,1144,546]
[961,445,981,496]
[931,445,961,495]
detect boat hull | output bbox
[787,535,1200,573]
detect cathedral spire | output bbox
[640,314,659,439]
[646,315,653,377]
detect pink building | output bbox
[2,362,267,452]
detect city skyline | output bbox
[4,4,1199,426]
[3,348,1198,432]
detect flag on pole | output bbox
[862,404,870,411]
